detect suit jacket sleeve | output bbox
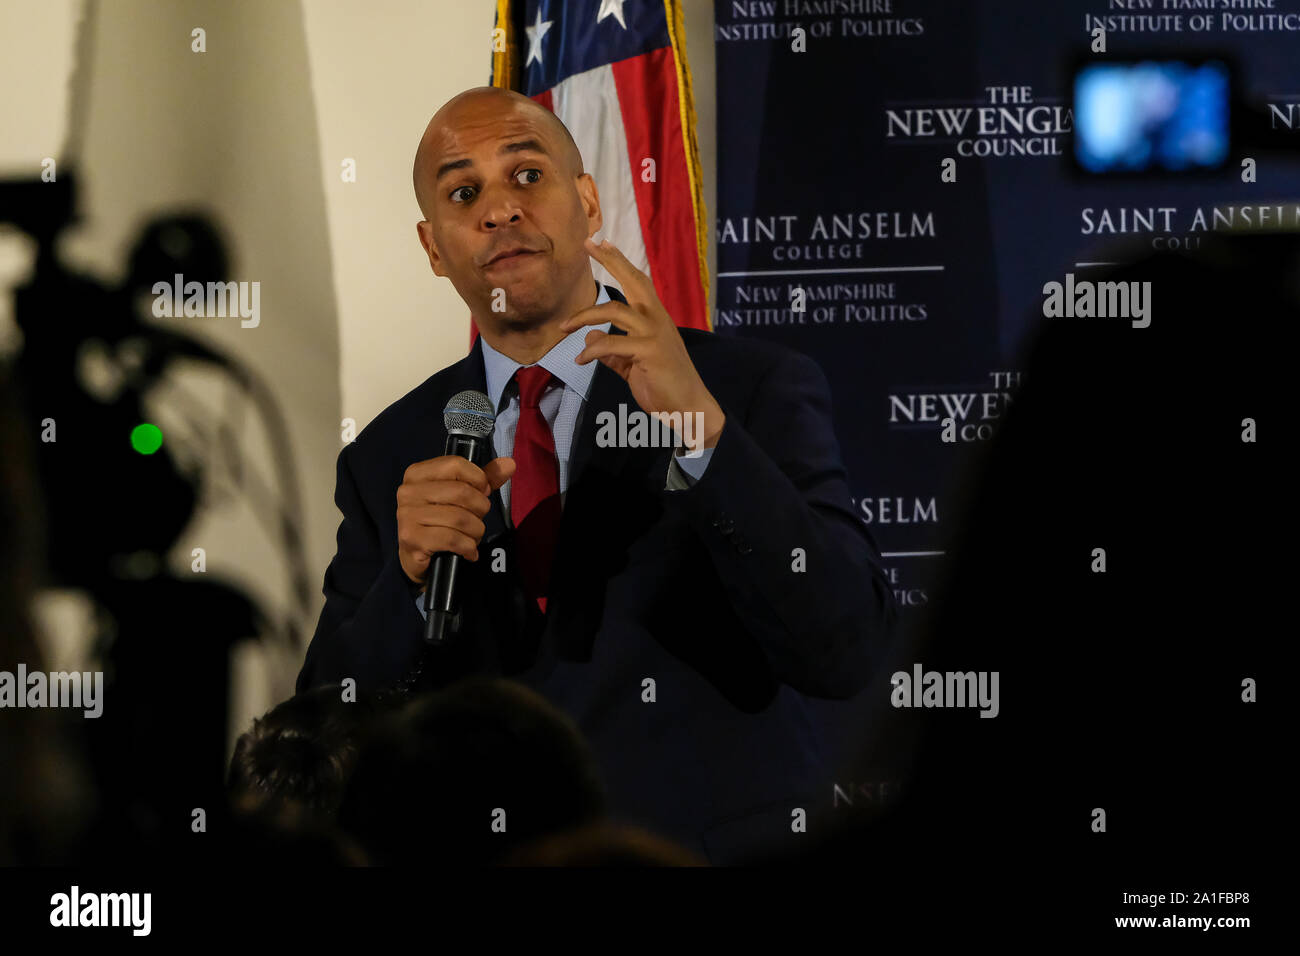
[295,440,426,693]
[661,349,898,699]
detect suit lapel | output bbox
[566,283,639,488]
[542,284,675,661]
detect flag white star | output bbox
[596,0,628,30]
[525,8,553,67]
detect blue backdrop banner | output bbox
[712,0,1300,797]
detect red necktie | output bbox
[511,365,561,613]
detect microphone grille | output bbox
[443,389,495,438]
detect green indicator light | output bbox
[131,423,163,455]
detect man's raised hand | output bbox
[560,237,725,450]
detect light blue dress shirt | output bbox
[417,280,713,616]
[481,280,713,521]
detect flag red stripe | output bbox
[611,49,707,331]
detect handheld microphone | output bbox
[423,389,496,644]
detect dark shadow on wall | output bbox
[0,0,343,864]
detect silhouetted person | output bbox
[198,804,367,867]
[774,234,1286,925]
[227,683,406,824]
[339,677,606,865]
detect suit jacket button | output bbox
[717,518,735,535]
[733,533,751,554]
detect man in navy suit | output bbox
[297,86,898,863]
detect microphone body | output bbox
[423,391,496,644]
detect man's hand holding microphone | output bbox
[396,455,515,593]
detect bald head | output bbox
[413,86,584,220]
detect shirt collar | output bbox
[480,280,612,412]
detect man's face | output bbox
[415,97,601,326]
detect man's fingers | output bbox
[403,526,480,564]
[402,454,490,494]
[483,456,516,492]
[576,330,650,367]
[406,504,486,542]
[559,300,650,337]
[584,237,655,303]
[396,478,491,517]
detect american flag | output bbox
[490,0,710,331]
